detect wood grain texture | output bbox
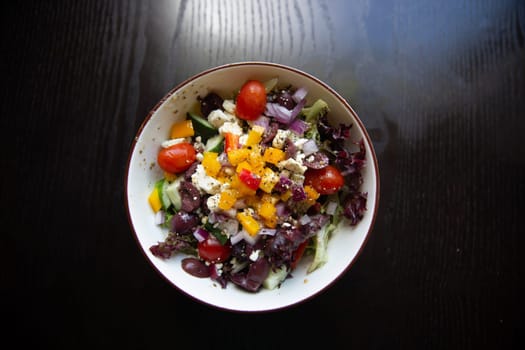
[2,0,524,349]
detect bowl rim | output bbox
[124,61,380,313]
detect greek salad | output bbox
[147,78,367,292]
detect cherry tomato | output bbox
[157,142,196,174]
[198,236,232,263]
[235,80,267,121]
[290,240,309,270]
[304,165,345,195]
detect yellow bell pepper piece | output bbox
[230,174,257,196]
[304,185,320,200]
[281,190,292,202]
[237,211,260,236]
[244,126,264,147]
[219,189,239,210]
[247,145,263,166]
[262,147,285,165]
[202,152,221,177]
[259,167,280,193]
[148,187,162,213]
[258,202,276,220]
[236,161,253,173]
[170,119,195,139]
[261,193,279,204]
[263,216,278,229]
[227,148,250,166]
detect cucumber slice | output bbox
[165,177,183,211]
[263,77,278,93]
[262,265,289,290]
[205,134,224,153]
[307,223,331,273]
[188,112,217,141]
[155,179,171,210]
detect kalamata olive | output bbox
[181,257,210,278]
[171,212,199,234]
[276,91,295,110]
[179,181,201,212]
[229,274,256,292]
[247,257,270,285]
[199,92,224,117]
[183,162,199,181]
[302,152,329,169]
[261,122,279,144]
[284,139,298,159]
[230,257,270,292]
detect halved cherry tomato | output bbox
[157,142,196,174]
[304,165,345,195]
[290,240,309,270]
[235,80,267,121]
[198,236,232,263]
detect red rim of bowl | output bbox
[125,61,380,313]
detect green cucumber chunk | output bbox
[165,177,183,211]
[188,112,217,141]
[205,134,224,153]
[155,179,171,210]
[262,265,289,290]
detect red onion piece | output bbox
[275,202,291,217]
[230,230,260,245]
[241,230,259,245]
[154,210,166,225]
[302,139,319,156]
[218,152,231,166]
[259,228,277,236]
[230,231,244,245]
[207,212,217,224]
[251,115,270,129]
[288,118,309,135]
[292,87,308,103]
[266,102,293,124]
[289,98,306,122]
[299,214,311,225]
[291,184,307,201]
[193,227,209,242]
[273,175,293,193]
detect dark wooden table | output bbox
[4,1,524,348]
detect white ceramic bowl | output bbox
[125,62,379,312]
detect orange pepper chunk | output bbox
[170,119,195,139]
[224,132,240,152]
